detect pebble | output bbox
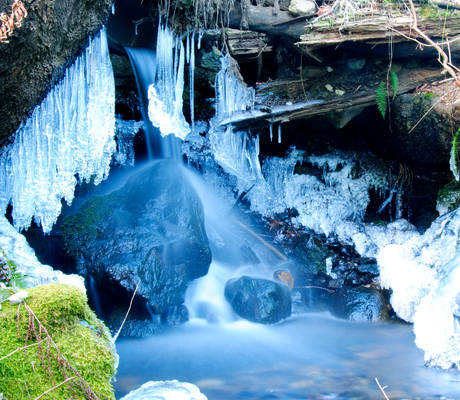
[325,84,334,92]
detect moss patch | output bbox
[0,283,116,399]
[62,193,120,257]
[437,181,460,215]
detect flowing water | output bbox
[113,162,460,400]
[115,315,460,400]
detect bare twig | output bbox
[408,85,458,133]
[375,377,390,400]
[299,285,335,293]
[232,217,288,261]
[23,302,101,400]
[0,339,45,361]
[34,376,75,400]
[406,0,460,86]
[112,281,140,343]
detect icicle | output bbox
[0,28,115,233]
[269,123,273,142]
[147,24,190,140]
[214,54,255,121]
[395,190,403,219]
[111,2,115,14]
[198,29,204,50]
[134,23,138,36]
[377,189,395,215]
[186,32,191,64]
[190,31,195,130]
[278,123,282,143]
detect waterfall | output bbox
[0,28,115,233]
[125,47,161,159]
[126,24,194,159]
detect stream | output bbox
[115,314,460,400]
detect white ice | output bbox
[0,28,115,233]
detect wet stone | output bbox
[225,276,292,324]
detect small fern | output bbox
[390,71,399,100]
[376,72,399,119]
[376,82,387,119]
[450,127,460,181]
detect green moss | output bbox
[62,193,120,256]
[0,283,116,399]
[418,4,459,19]
[437,181,460,214]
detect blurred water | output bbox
[115,314,460,399]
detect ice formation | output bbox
[210,126,264,191]
[120,380,208,400]
[114,118,143,166]
[0,28,115,233]
[214,54,255,122]
[377,209,460,369]
[147,24,191,140]
[0,215,85,291]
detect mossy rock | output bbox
[437,181,460,216]
[0,283,116,399]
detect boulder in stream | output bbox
[62,160,212,315]
[331,287,389,322]
[224,276,292,324]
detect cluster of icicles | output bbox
[0,28,115,233]
[147,23,203,140]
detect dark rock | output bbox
[297,287,333,313]
[224,276,291,324]
[0,0,112,142]
[356,259,379,276]
[389,93,453,165]
[328,278,344,289]
[62,160,212,314]
[109,318,163,338]
[331,287,389,322]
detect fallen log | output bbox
[229,4,309,39]
[220,67,443,128]
[225,28,273,58]
[297,11,460,49]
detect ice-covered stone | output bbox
[114,118,143,166]
[120,380,208,400]
[0,216,85,292]
[377,209,460,369]
[0,28,115,233]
